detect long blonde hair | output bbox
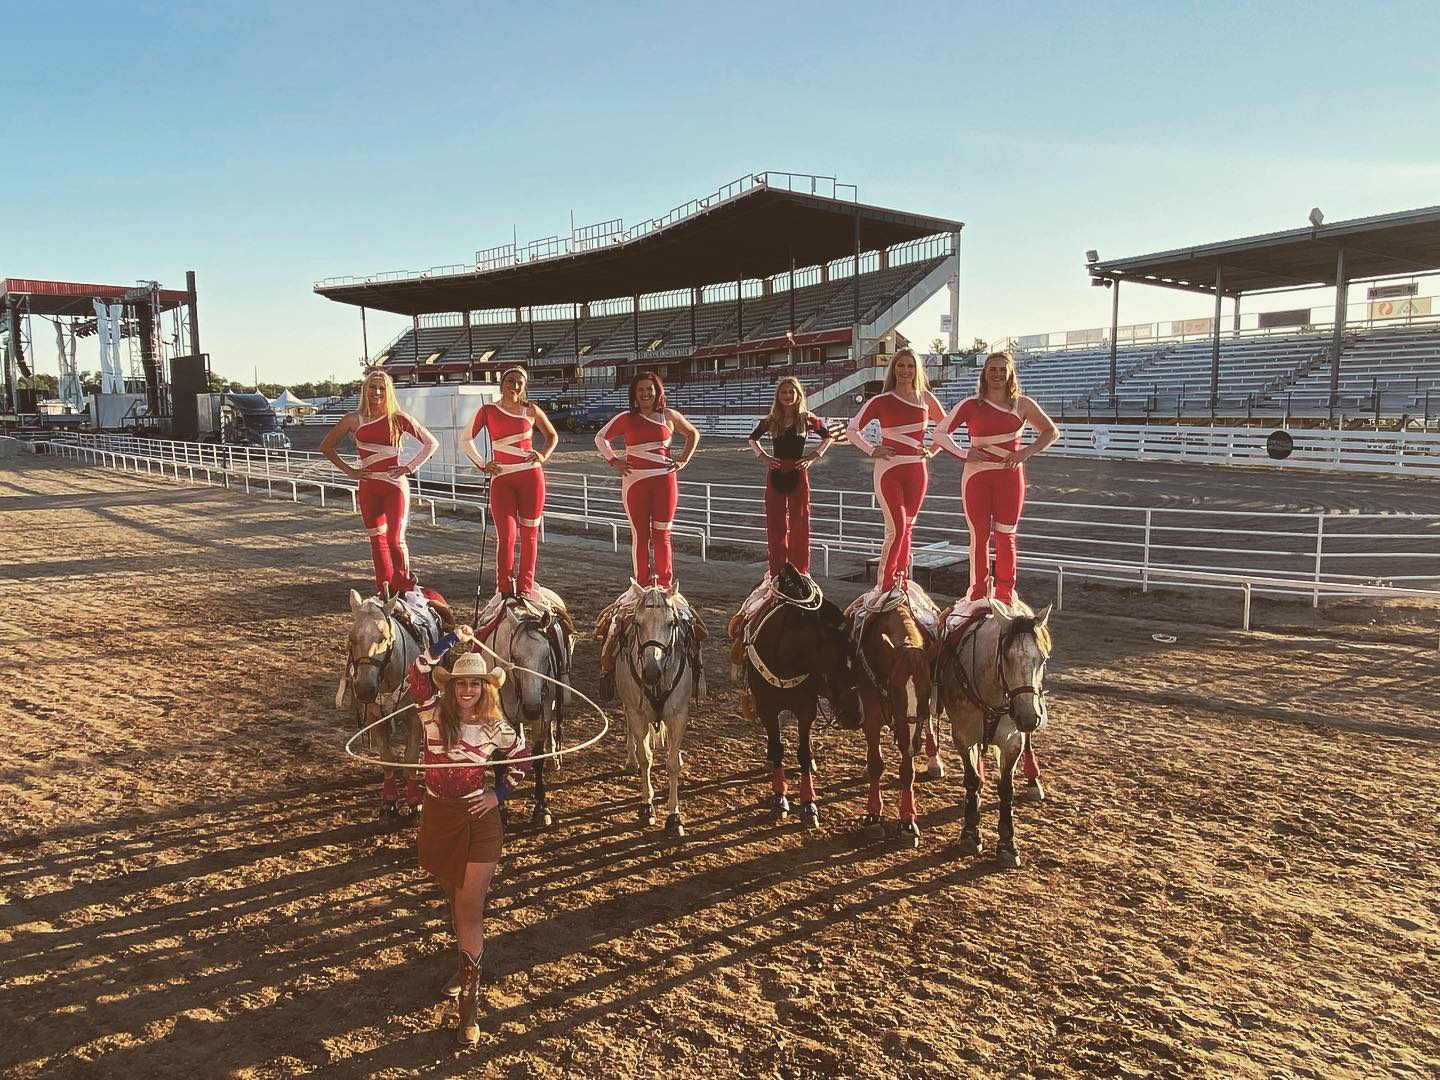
[883,347,929,396]
[767,376,809,432]
[360,370,402,446]
[976,351,1021,403]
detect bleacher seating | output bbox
[1283,325,1440,414]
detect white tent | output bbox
[268,389,316,416]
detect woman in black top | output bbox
[747,377,834,580]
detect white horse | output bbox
[344,589,428,822]
[934,603,1052,868]
[616,583,699,838]
[479,594,574,828]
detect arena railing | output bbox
[39,434,1440,629]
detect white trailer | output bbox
[393,383,500,486]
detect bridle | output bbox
[627,595,690,724]
[855,612,931,751]
[349,607,398,704]
[937,617,1048,749]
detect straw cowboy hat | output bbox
[432,651,506,689]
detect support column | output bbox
[186,270,201,357]
[1233,294,1242,336]
[1107,279,1120,400]
[3,297,18,414]
[852,212,861,326]
[465,309,474,363]
[1329,248,1347,408]
[361,306,370,364]
[528,306,536,360]
[690,288,699,348]
[1209,268,1224,409]
[632,297,640,357]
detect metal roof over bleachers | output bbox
[1087,204,1440,296]
[314,172,962,316]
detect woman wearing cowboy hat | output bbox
[408,629,530,1046]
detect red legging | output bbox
[357,477,415,596]
[623,471,678,586]
[875,458,928,589]
[963,465,1026,602]
[490,468,546,593]
[764,470,811,576]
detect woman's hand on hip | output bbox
[609,458,632,476]
[464,789,499,818]
[481,460,503,476]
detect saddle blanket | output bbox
[942,595,1034,634]
[846,579,942,642]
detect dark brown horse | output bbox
[849,594,936,848]
[736,567,861,828]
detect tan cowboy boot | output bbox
[456,948,482,1046]
[442,955,463,999]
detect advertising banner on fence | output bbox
[1016,334,1049,350]
[1116,322,1155,341]
[1368,283,1418,300]
[1066,328,1104,345]
[1258,308,1310,329]
[1369,297,1431,320]
[1170,318,1215,336]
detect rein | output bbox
[937,616,1047,750]
[625,605,692,725]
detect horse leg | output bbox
[958,743,983,856]
[1018,737,1044,802]
[663,714,687,839]
[402,706,423,823]
[796,699,819,829]
[861,722,886,840]
[368,704,399,824]
[764,707,789,818]
[531,738,552,829]
[922,715,946,780]
[635,722,656,827]
[896,750,920,849]
[996,740,1022,868]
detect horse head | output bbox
[348,588,400,705]
[503,603,557,725]
[993,603,1053,733]
[634,584,682,689]
[816,599,862,728]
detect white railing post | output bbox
[582,473,590,523]
[1312,514,1325,609]
[1242,581,1252,630]
[1142,509,1153,592]
[1055,565,1064,611]
[705,484,712,536]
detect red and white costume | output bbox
[846,392,944,590]
[467,402,546,594]
[355,411,438,596]
[935,396,1028,602]
[408,656,528,800]
[749,413,829,577]
[595,410,679,587]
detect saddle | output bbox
[939,595,1034,643]
[393,588,452,647]
[727,566,821,677]
[845,578,941,647]
[595,582,708,702]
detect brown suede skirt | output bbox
[417,792,503,890]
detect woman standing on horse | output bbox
[594,370,700,588]
[845,348,945,592]
[460,367,558,600]
[934,350,1060,608]
[409,628,529,1046]
[747,377,833,583]
[320,369,439,602]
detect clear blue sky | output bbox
[5,2,1439,385]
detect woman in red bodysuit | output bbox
[747,377,832,580]
[846,348,946,591]
[934,351,1060,605]
[320,369,439,599]
[460,368,558,599]
[594,371,699,587]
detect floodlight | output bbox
[1309,207,1325,228]
[1085,249,1099,264]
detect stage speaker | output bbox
[170,353,210,441]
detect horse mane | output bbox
[1002,615,1052,658]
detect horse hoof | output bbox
[638,805,655,827]
[799,802,820,829]
[379,802,398,823]
[1020,779,1046,803]
[897,821,921,849]
[531,808,553,829]
[957,831,983,857]
[925,756,946,780]
[998,848,1021,869]
[770,793,791,817]
[664,812,685,838]
[860,814,886,841]
[401,803,421,825]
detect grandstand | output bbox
[315,172,961,417]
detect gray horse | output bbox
[479,595,574,828]
[616,584,699,838]
[345,589,427,821]
[934,604,1052,868]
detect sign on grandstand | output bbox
[1116,322,1156,342]
[1170,318,1215,336]
[1066,328,1104,345]
[1016,334,1048,350]
[1368,297,1431,320]
[940,314,954,333]
[1257,308,1310,329]
[1368,283,1419,300]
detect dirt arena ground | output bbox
[3,451,1438,1078]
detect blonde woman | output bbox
[845,348,945,590]
[933,351,1060,605]
[320,369,439,599]
[747,377,833,579]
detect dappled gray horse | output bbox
[934,604,1052,868]
[617,583,699,838]
[345,589,428,821]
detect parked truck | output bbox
[196,391,291,449]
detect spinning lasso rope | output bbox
[342,631,611,770]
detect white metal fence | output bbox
[35,434,1440,628]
